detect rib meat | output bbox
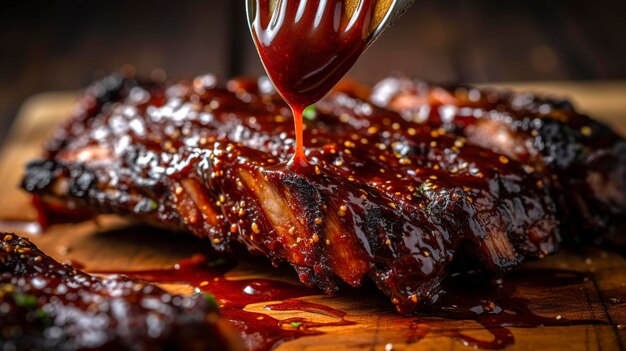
[0,233,243,351]
[370,76,626,239]
[20,73,623,313]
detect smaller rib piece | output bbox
[0,233,243,351]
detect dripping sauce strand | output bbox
[250,0,375,166]
[91,255,605,351]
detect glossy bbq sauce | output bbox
[94,255,355,351]
[250,0,374,166]
[97,256,605,351]
[409,269,604,349]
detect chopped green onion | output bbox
[302,105,317,120]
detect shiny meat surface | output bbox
[0,233,243,351]
[370,76,626,239]
[20,73,624,313]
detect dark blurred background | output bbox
[2,0,626,144]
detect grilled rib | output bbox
[370,76,626,239]
[21,73,621,313]
[0,233,243,351]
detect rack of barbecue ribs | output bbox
[21,73,626,314]
[0,233,244,351]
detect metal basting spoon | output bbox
[245,0,415,51]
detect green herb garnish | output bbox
[12,292,37,309]
[35,308,52,325]
[204,293,218,309]
[302,105,317,121]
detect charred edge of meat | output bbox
[0,233,243,351]
[44,74,141,158]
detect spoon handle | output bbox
[366,0,415,49]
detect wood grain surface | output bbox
[0,82,625,350]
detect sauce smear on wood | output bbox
[95,255,606,351]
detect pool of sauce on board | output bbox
[250,0,375,165]
[93,255,354,351]
[94,255,605,351]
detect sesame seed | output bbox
[338,205,348,217]
[499,155,509,164]
[314,217,323,225]
[288,226,296,235]
[325,239,331,245]
[311,234,320,243]
[230,224,238,233]
[251,222,261,234]
[580,126,592,136]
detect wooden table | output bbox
[0,82,625,350]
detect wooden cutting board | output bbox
[0,82,625,351]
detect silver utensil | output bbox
[367,0,415,49]
[245,0,415,51]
